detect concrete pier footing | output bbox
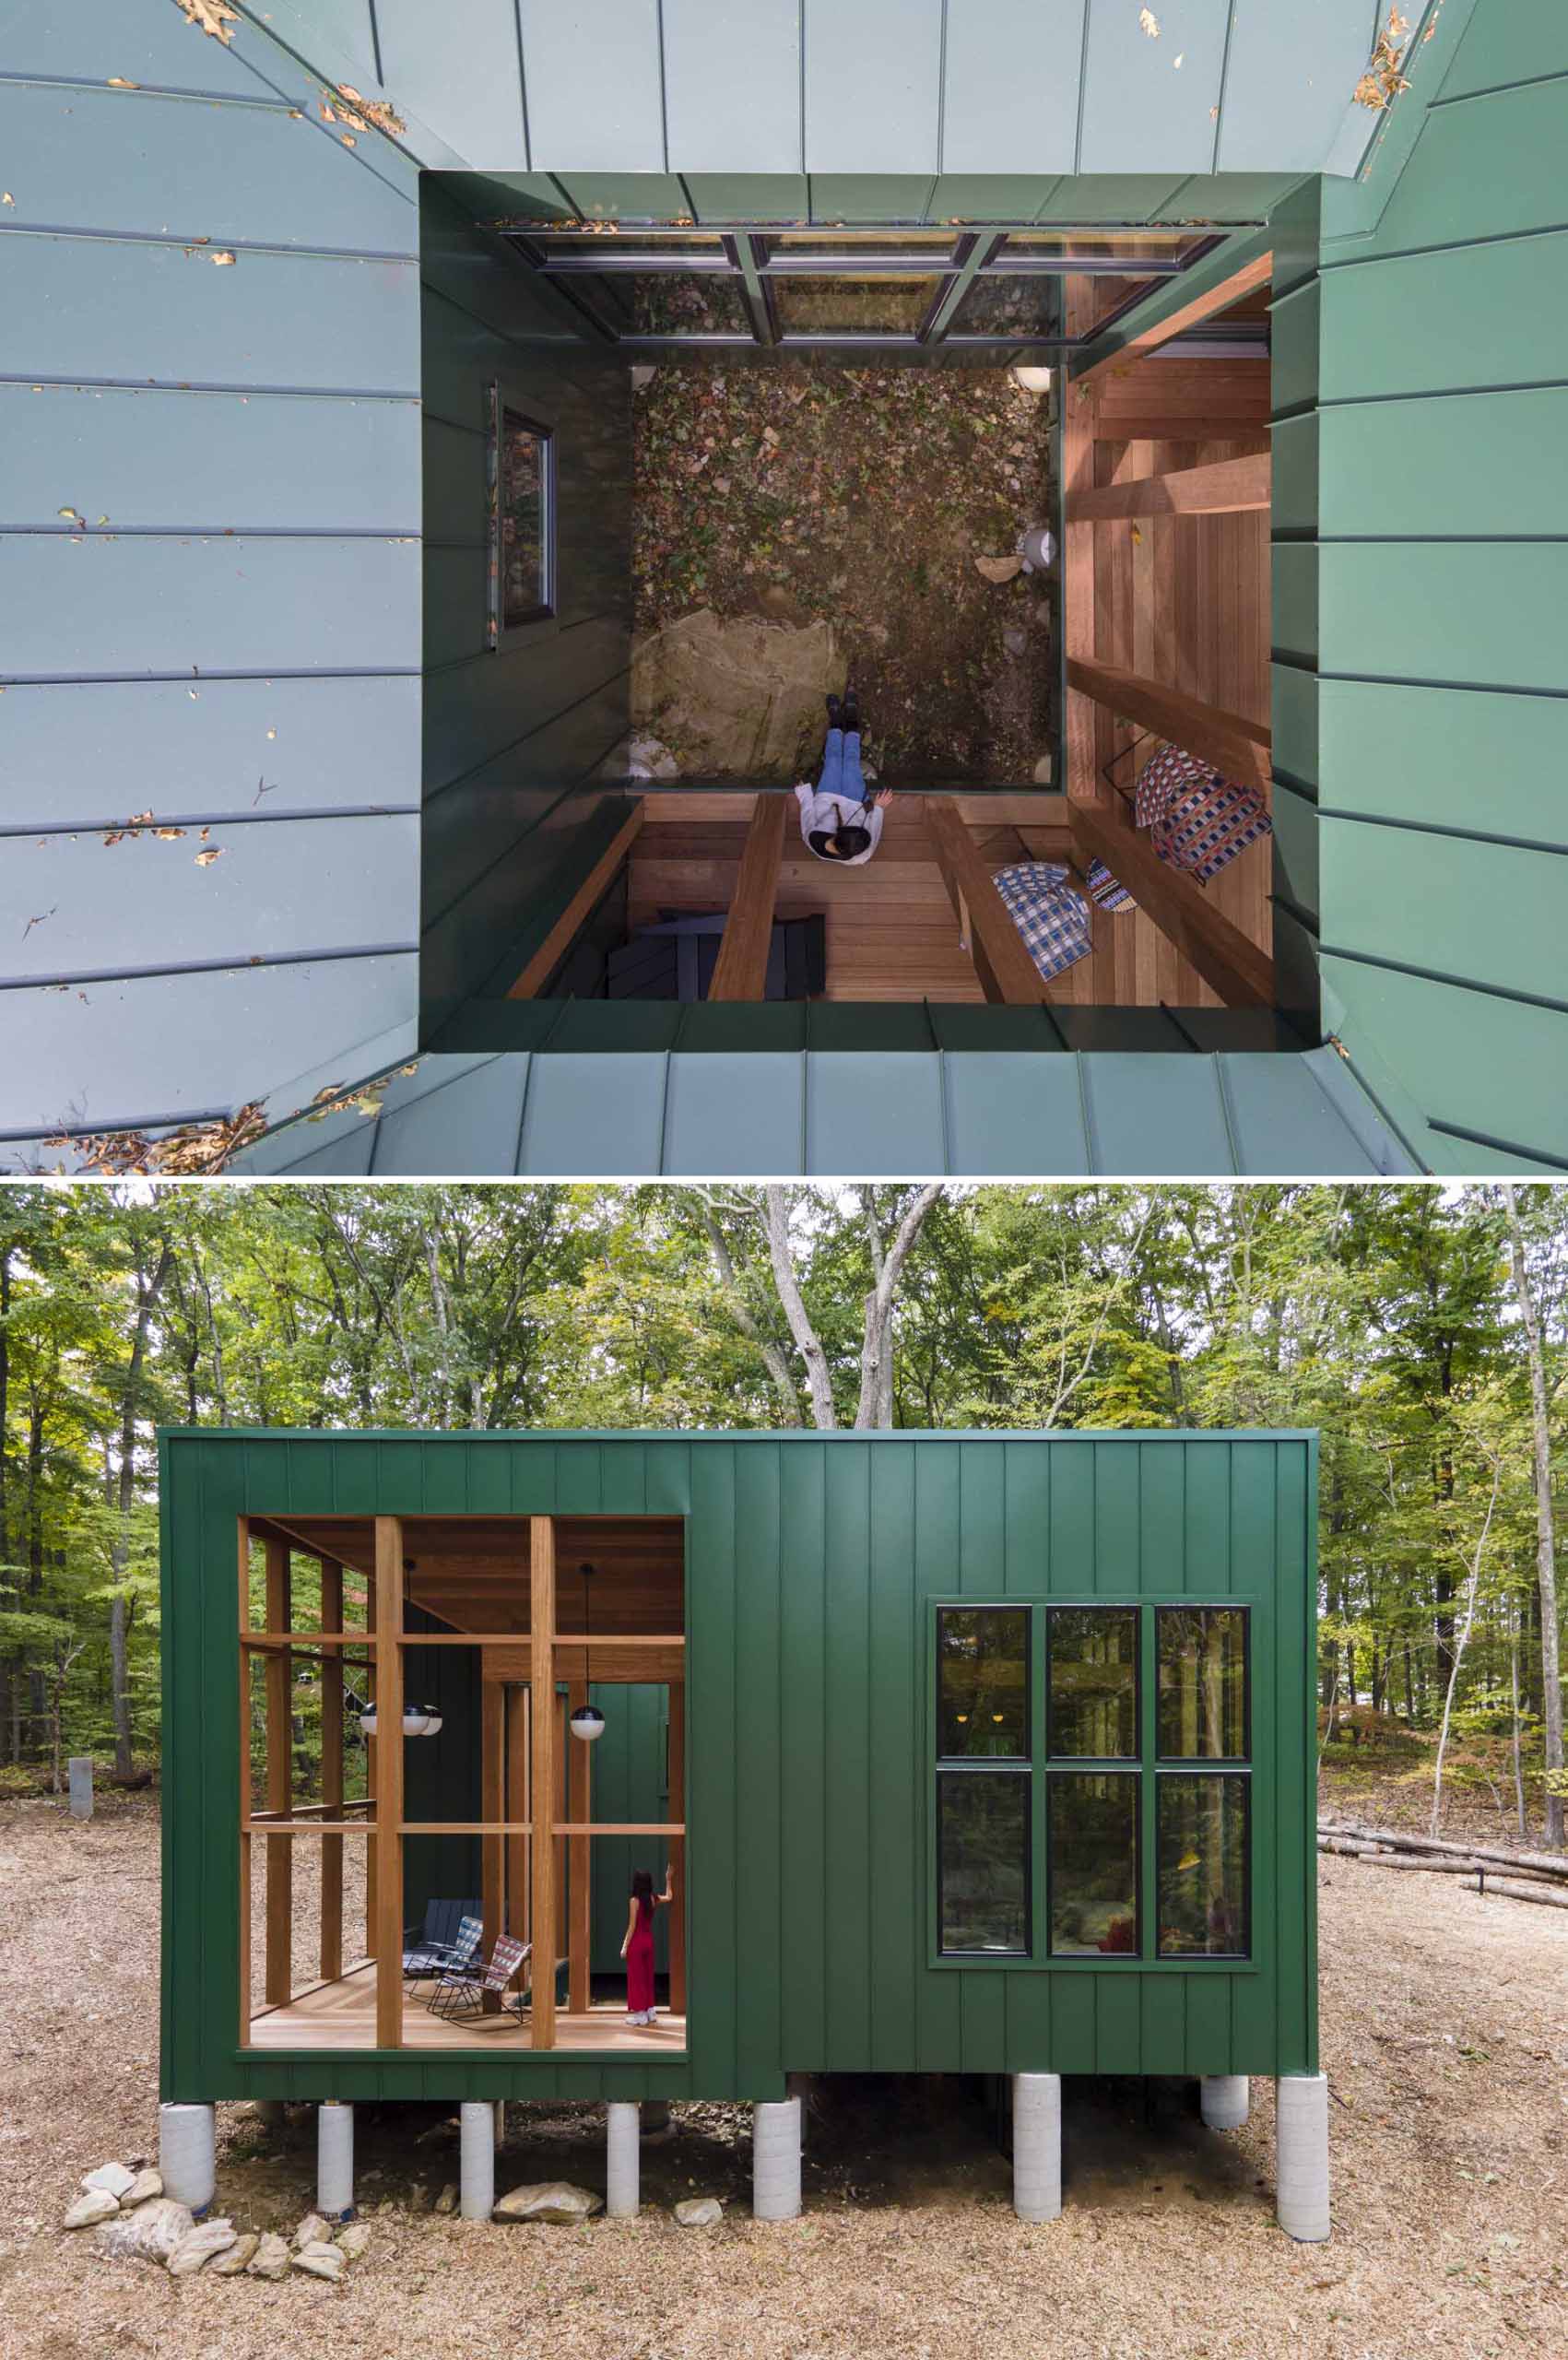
[1200,2074,1250,2131]
[159,2103,216,2212]
[1275,2072,1331,2242]
[607,2102,640,2217]
[459,2100,496,2220]
[1011,2073,1063,2224]
[752,2097,802,2221]
[316,2100,354,2220]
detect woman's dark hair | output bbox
[826,824,872,860]
[631,1869,654,1906]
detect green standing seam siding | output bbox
[161,1430,1317,2105]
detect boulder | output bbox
[121,2167,163,2208]
[209,2233,260,2277]
[246,2232,290,2281]
[92,2197,195,2263]
[673,2198,724,2227]
[64,2190,120,2229]
[167,2218,238,2276]
[432,2183,457,2216]
[293,2211,328,2249]
[492,2182,604,2225]
[81,2163,136,2200]
[291,2240,346,2282]
[335,2220,371,2261]
[631,609,843,783]
[974,554,1023,584]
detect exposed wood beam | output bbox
[263,1535,291,2009]
[1065,656,1271,795]
[320,1554,344,1985]
[925,796,1052,1005]
[1067,451,1271,523]
[706,790,788,1000]
[238,1517,252,2045]
[373,1516,404,2050]
[505,1683,529,1950]
[1067,794,1275,1009]
[529,1516,556,2050]
[505,800,645,1000]
[1076,253,1271,387]
[668,1684,686,2017]
[1090,418,1270,447]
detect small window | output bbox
[1157,1607,1248,1759]
[1157,1772,1249,1957]
[937,1606,1028,1758]
[1047,1772,1139,1955]
[489,390,554,638]
[937,1770,1030,1954]
[1047,1606,1138,1758]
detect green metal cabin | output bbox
[158,1425,1329,2232]
[6,0,1564,1179]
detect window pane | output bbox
[766,231,955,254]
[535,230,725,254]
[1047,1607,1138,1758]
[1048,1773,1138,1955]
[622,273,751,336]
[938,1772,1030,1954]
[1157,1608,1247,1758]
[1157,1774,1249,1956]
[493,407,548,629]
[1000,230,1195,257]
[950,276,1058,336]
[937,1607,1028,1758]
[772,275,939,335]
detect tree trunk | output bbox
[1432,1454,1503,1838]
[1503,1187,1564,1848]
[108,1237,175,1776]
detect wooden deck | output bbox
[248,1963,688,2054]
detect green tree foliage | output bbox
[0,1183,1561,1830]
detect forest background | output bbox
[0,1181,1562,1845]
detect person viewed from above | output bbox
[620,1862,674,2026]
[795,687,895,864]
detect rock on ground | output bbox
[209,2231,260,2276]
[293,2210,328,2248]
[673,2198,724,2227]
[493,2182,604,2225]
[120,2166,162,2207]
[432,2183,457,2216]
[291,2240,346,2281]
[631,610,843,783]
[245,2231,290,2280]
[91,2196,194,2263]
[166,2218,237,2275]
[63,2189,119,2229]
[81,2162,136,2199]
[335,2220,371,2260]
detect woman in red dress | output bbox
[620,1864,674,2025]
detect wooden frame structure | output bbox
[238,1511,686,2053]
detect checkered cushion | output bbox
[992,863,1092,982]
[1131,739,1271,884]
[1086,856,1135,913]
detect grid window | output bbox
[937,1606,1029,1759]
[1046,1605,1138,1758]
[1047,1771,1139,1955]
[1157,1772,1250,1957]
[1157,1606,1248,1760]
[937,1770,1031,1955]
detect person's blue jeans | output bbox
[817,727,869,804]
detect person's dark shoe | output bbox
[825,692,842,728]
[841,688,861,734]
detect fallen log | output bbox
[1318,1821,1568,1882]
[1319,1837,1567,1883]
[1473,1876,1568,1912]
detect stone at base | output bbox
[335,2220,371,2260]
[246,2232,290,2280]
[292,2240,346,2281]
[92,2197,195,2263]
[293,2211,328,2249]
[65,2189,120,2229]
[167,2219,237,2275]
[1032,755,1055,785]
[81,2162,136,2199]
[492,2182,603,2224]
[433,2183,457,2215]
[674,2198,723,2227]
[121,2167,163,2208]
[210,2233,260,2276]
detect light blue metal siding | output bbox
[1078,0,1231,177]
[1215,0,1373,172]
[938,3,1086,175]
[0,5,424,1162]
[377,0,530,168]
[664,4,804,176]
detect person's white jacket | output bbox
[793,783,884,866]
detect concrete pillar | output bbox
[1011,2072,1062,2224]
[67,1757,94,1819]
[1200,2074,1249,2131]
[459,2100,495,2221]
[787,2073,812,2156]
[316,2101,354,2220]
[159,2103,216,2213]
[1275,2073,1330,2242]
[606,2102,640,2218]
[751,2097,802,2222]
[641,2100,671,2134]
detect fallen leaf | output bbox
[974,554,1023,584]
[106,77,139,88]
[1,193,13,206]
[195,846,224,867]
[211,250,237,266]
[57,506,81,522]
[176,0,240,43]
[328,83,408,136]
[1139,6,1160,37]
[1173,52,1185,68]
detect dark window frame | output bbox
[487,383,556,644]
[1154,1764,1253,1962]
[1154,1601,1253,1764]
[936,1601,1032,1763]
[1045,1601,1141,1761]
[933,1600,1034,1958]
[936,1763,1033,1960]
[1044,1764,1142,1959]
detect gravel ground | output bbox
[2,1790,1565,2360]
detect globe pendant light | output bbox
[356,1698,442,1739]
[570,1563,606,1742]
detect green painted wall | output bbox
[588,1685,672,1980]
[160,1428,1317,2106]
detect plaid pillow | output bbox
[1133,740,1272,885]
[1086,856,1135,913]
[991,862,1092,982]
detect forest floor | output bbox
[3,1789,1566,2360]
[630,360,1056,785]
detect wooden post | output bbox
[1064,656,1271,793]
[506,803,645,999]
[481,1675,504,2012]
[568,1679,591,2014]
[1067,793,1276,1009]
[667,1684,687,2017]
[1074,251,1272,386]
[925,796,1055,1004]
[364,1567,378,1962]
[320,1555,344,1984]
[1065,451,1271,523]
[505,1684,529,1944]
[373,1516,404,2051]
[263,1536,292,2007]
[529,1517,557,2048]
[707,790,788,1001]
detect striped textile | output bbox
[1132,740,1272,884]
[992,863,1092,982]
[1086,856,1135,912]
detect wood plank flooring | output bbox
[248,1962,688,2054]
